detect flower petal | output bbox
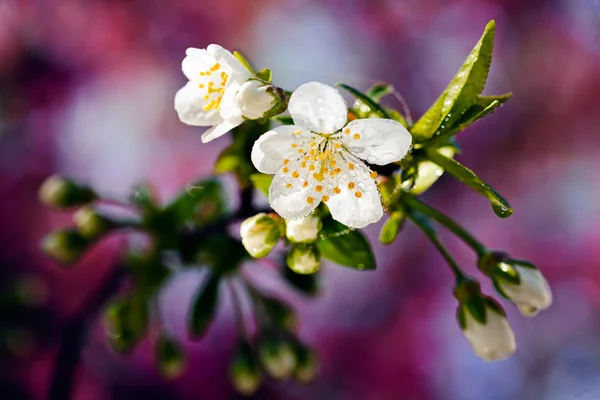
[325,157,383,229]
[269,165,320,220]
[288,82,347,134]
[201,118,243,143]
[342,118,412,165]
[207,44,252,81]
[219,81,243,122]
[182,48,214,82]
[175,81,223,126]
[251,125,314,174]
[462,309,516,362]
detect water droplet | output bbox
[357,263,364,270]
[440,125,445,129]
[435,169,443,176]
[435,131,440,135]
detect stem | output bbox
[48,267,126,400]
[403,193,487,257]
[391,89,413,126]
[405,210,466,281]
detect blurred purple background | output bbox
[2,0,600,399]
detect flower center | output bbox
[198,63,229,112]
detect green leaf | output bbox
[379,211,405,245]
[214,145,241,174]
[256,68,272,82]
[367,83,394,102]
[189,272,221,338]
[411,20,497,141]
[337,83,389,118]
[425,149,513,218]
[155,335,186,379]
[427,93,511,147]
[272,115,294,125]
[249,173,273,198]
[165,179,226,227]
[317,218,376,270]
[104,293,148,354]
[233,51,254,74]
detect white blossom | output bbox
[497,263,552,317]
[460,302,516,362]
[251,82,412,229]
[236,79,281,120]
[285,215,321,243]
[174,45,252,143]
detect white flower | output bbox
[459,301,516,362]
[251,82,413,229]
[287,245,320,275]
[236,79,282,120]
[240,213,281,258]
[497,263,552,317]
[285,215,321,243]
[174,45,252,143]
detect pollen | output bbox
[306,197,314,204]
[370,171,378,179]
[301,161,307,168]
[315,185,323,192]
[298,149,304,154]
[208,82,214,87]
[354,133,361,140]
[322,195,330,202]
[330,160,337,167]
[200,72,206,76]
[286,183,292,189]
[310,141,316,147]
[303,181,309,187]
[348,182,355,189]
[313,173,324,182]
[292,171,300,178]
[210,63,221,71]
[355,191,362,198]
[348,163,355,170]
[333,187,341,194]
[198,84,205,88]
[283,159,289,165]
[318,153,326,161]
[295,130,302,135]
[334,143,341,149]
[344,128,351,135]
[283,167,289,173]
[292,144,298,148]
[309,165,316,171]
[204,95,210,100]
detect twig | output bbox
[48,266,126,400]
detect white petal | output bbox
[462,310,516,362]
[288,82,347,134]
[325,157,383,229]
[269,164,320,220]
[206,44,252,81]
[201,119,243,143]
[219,82,243,122]
[175,82,223,126]
[500,266,553,315]
[182,48,214,82]
[342,118,412,165]
[251,125,314,174]
[286,215,321,243]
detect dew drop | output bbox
[435,169,443,176]
[357,263,364,270]
[440,125,445,129]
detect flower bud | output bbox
[73,206,113,239]
[479,253,552,317]
[454,280,516,362]
[229,341,261,396]
[236,79,287,120]
[285,215,321,244]
[286,244,320,275]
[38,175,97,209]
[257,335,296,381]
[293,344,319,384]
[155,335,186,379]
[240,213,281,258]
[41,229,89,264]
[407,146,456,195]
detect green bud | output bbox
[379,210,405,244]
[41,229,89,264]
[155,335,186,379]
[293,344,318,384]
[408,146,457,195]
[38,175,97,209]
[257,335,296,381]
[240,213,281,258]
[73,206,113,239]
[286,244,320,275]
[229,341,261,396]
[104,295,147,354]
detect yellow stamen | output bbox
[348,163,355,170]
[354,133,361,140]
[309,165,316,171]
[348,182,355,189]
[355,191,362,198]
[306,197,314,204]
[286,183,292,189]
[370,171,378,179]
[283,159,289,165]
[313,173,324,182]
[322,195,329,202]
[303,181,309,187]
[315,185,323,192]
[333,187,341,194]
[292,171,300,178]
[282,167,289,173]
[344,128,350,134]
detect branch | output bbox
[48,266,126,400]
